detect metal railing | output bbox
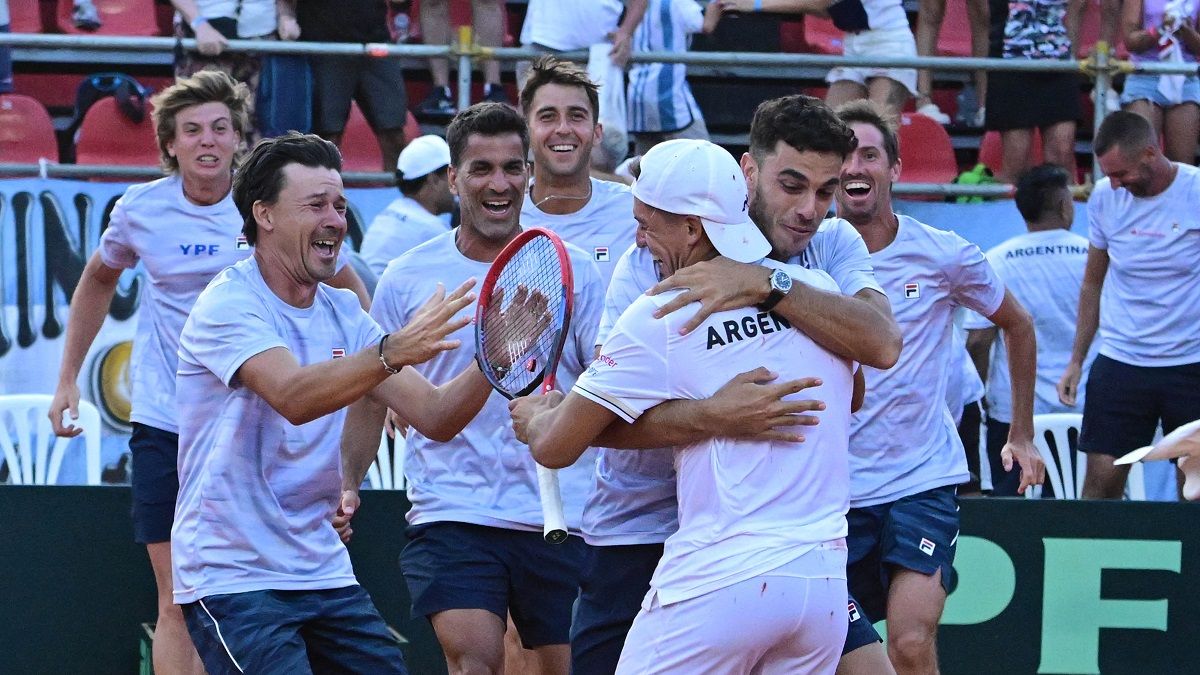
[2,30,1197,196]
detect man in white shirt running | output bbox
[569,94,902,675]
[345,102,605,675]
[1058,111,1200,499]
[519,56,638,291]
[361,134,455,277]
[511,138,856,675]
[172,133,500,673]
[832,100,1043,675]
[966,164,1095,496]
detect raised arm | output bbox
[49,252,122,437]
[647,256,901,368]
[1058,245,1108,406]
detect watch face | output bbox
[772,269,793,292]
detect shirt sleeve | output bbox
[821,221,883,297]
[676,0,705,33]
[573,295,671,423]
[97,198,140,270]
[597,244,649,345]
[1086,191,1108,250]
[946,236,1006,318]
[181,284,287,387]
[961,248,1004,329]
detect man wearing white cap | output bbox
[361,135,456,276]
[509,139,854,674]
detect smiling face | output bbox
[741,141,843,259]
[837,121,901,226]
[166,101,241,190]
[450,132,528,244]
[1097,144,1156,197]
[256,163,347,284]
[527,82,601,182]
[634,198,695,279]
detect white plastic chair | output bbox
[365,431,407,490]
[1027,413,1144,500]
[0,394,102,485]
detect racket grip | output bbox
[536,464,569,544]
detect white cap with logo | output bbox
[396,134,451,180]
[632,139,770,263]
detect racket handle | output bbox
[536,464,569,544]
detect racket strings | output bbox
[480,237,567,396]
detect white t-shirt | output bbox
[520,0,624,50]
[850,215,1005,507]
[1087,164,1200,367]
[576,262,853,607]
[826,0,908,32]
[945,325,984,418]
[583,219,883,546]
[371,230,605,531]
[99,176,251,434]
[172,257,378,604]
[962,228,1094,423]
[193,0,276,37]
[520,177,638,292]
[360,195,450,277]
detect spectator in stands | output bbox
[1059,111,1200,499]
[414,0,509,121]
[0,0,11,94]
[297,0,410,171]
[1120,0,1200,163]
[517,0,649,83]
[626,0,712,155]
[713,0,917,118]
[913,0,990,126]
[361,134,455,277]
[170,0,302,141]
[967,164,1094,496]
[985,0,1087,182]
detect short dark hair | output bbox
[396,167,447,197]
[749,95,857,164]
[233,132,343,245]
[835,99,899,166]
[1094,110,1156,157]
[150,69,253,173]
[1014,164,1070,222]
[519,55,600,121]
[446,102,530,168]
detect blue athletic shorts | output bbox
[845,485,960,623]
[571,542,664,675]
[1080,355,1200,458]
[129,422,179,545]
[843,593,884,654]
[400,521,587,648]
[181,586,406,675]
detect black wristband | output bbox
[378,335,402,374]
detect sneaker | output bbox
[415,87,456,122]
[917,101,951,125]
[482,82,511,105]
[974,106,986,128]
[955,84,979,127]
[73,0,102,31]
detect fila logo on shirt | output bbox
[903,282,920,299]
[331,348,346,359]
[847,602,862,623]
[236,235,250,250]
[919,537,937,556]
[593,246,610,262]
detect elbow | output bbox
[531,443,574,470]
[864,330,902,370]
[423,426,458,443]
[281,406,319,427]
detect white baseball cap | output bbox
[397,134,451,179]
[632,139,770,263]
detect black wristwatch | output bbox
[759,268,793,312]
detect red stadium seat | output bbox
[802,15,844,55]
[338,102,422,172]
[897,112,959,184]
[9,1,51,33]
[74,96,159,166]
[0,95,59,163]
[936,0,974,57]
[55,0,162,37]
[977,129,1043,176]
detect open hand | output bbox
[708,367,826,442]
[384,278,477,368]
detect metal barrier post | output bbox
[1090,42,1112,180]
[456,26,474,114]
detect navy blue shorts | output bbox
[845,485,960,624]
[181,585,406,675]
[571,542,663,675]
[1080,356,1200,458]
[129,423,179,544]
[400,521,587,648]
[843,593,884,654]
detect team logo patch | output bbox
[594,246,610,262]
[919,537,936,556]
[903,282,920,299]
[848,601,861,622]
[331,348,346,359]
[235,235,250,250]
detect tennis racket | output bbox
[475,227,574,544]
